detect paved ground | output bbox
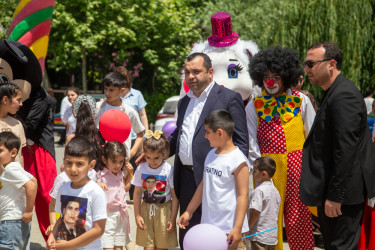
[29,133,324,249]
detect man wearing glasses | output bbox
[300,41,375,250]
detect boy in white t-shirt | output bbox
[248,157,281,250]
[0,131,37,249]
[178,109,250,249]
[47,137,107,250]
[95,71,145,161]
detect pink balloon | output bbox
[99,109,131,143]
[183,224,227,250]
[162,121,177,138]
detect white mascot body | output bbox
[181,12,260,102]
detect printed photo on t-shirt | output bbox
[141,174,167,203]
[56,195,87,241]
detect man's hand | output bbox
[22,211,33,223]
[325,199,342,218]
[177,211,191,229]
[227,227,241,247]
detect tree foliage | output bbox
[200,0,375,100]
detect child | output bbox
[0,82,26,164]
[96,71,145,161]
[131,130,178,249]
[46,97,103,236]
[0,131,37,249]
[96,141,133,249]
[61,87,80,137]
[47,137,107,250]
[248,157,281,250]
[178,109,250,249]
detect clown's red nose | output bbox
[266,79,275,87]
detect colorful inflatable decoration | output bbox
[183,224,227,250]
[99,109,132,143]
[7,0,56,74]
[181,12,259,102]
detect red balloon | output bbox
[183,79,190,93]
[99,109,131,143]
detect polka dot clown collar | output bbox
[254,90,302,123]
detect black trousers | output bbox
[317,202,365,250]
[178,166,202,250]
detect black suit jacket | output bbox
[300,74,375,206]
[169,83,249,198]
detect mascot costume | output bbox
[181,12,259,103]
[0,39,56,241]
[0,0,57,241]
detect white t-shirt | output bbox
[249,180,281,245]
[0,162,34,220]
[55,180,107,249]
[201,147,250,234]
[131,161,174,203]
[96,100,145,161]
[50,170,97,199]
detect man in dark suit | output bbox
[169,52,249,247]
[300,41,375,250]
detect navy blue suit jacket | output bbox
[169,83,249,198]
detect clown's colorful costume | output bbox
[246,89,315,249]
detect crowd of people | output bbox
[0,40,374,250]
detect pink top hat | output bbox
[208,12,239,47]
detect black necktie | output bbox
[69,228,74,236]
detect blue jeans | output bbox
[0,219,31,250]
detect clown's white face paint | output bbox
[264,80,281,95]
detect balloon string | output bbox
[241,227,277,239]
[128,170,133,178]
[228,227,277,245]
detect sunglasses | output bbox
[303,59,331,68]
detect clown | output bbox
[181,12,259,103]
[246,46,316,249]
[0,39,56,241]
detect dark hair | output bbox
[66,87,81,96]
[249,46,302,90]
[143,132,170,160]
[102,141,126,170]
[204,109,234,137]
[75,100,105,170]
[365,90,374,97]
[102,71,126,88]
[292,68,305,88]
[115,66,132,88]
[0,131,20,154]
[145,175,156,181]
[186,53,212,72]
[65,137,96,162]
[62,196,81,210]
[308,41,343,70]
[0,82,21,102]
[253,156,277,178]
